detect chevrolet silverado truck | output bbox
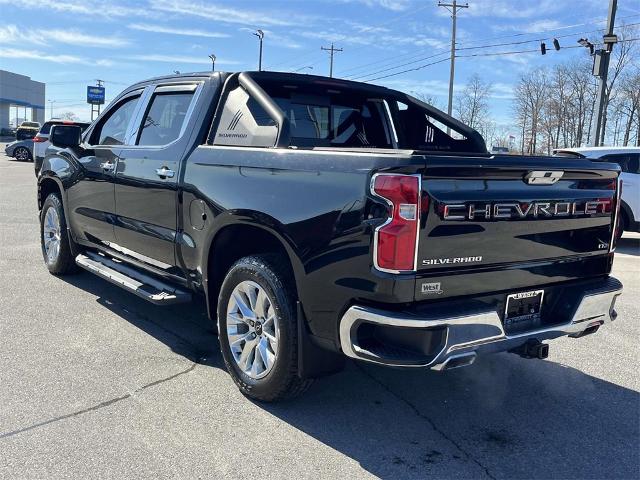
[38,71,623,401]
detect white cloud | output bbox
[440,0,562,19]
[337,0,411,11]
[489,82,515,99]
[0,47,114,66]
[0,0,157,19]
[0,25,129,48]
[297,29,447,50]
[128,23,230,38]
[149,0,312,27]
[121,54,242,65]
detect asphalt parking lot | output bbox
[1,146,638,479]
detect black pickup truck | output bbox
[38,71,623,401]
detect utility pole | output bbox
[439,0,468,135]
[321,43,343,78]
[208,53,216,72]
[253,30,264,71]
[592,0,618,147]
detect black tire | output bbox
[14,147,31,162]
[40,193,79,275]
[616,212,628,242]
[217,254,313,402]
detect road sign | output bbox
[87,86,105,105]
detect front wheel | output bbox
[40,193,78,275]
[217,255,313,402]
[14,147,31,162]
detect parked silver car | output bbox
[4,139,34,161]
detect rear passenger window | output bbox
[213,86,278,147]
[137,91,194,146]
[600,154,640,173]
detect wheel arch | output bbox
[202,217,306,322]
[619,199,634,227]
[38,175,65,211]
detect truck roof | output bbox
[127,70,395,95]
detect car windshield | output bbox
[21,122,40,128]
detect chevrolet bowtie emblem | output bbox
[525,171,564,185]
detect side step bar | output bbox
[75,252,192,305]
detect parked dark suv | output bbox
[16,121,40,140]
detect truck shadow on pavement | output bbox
[617,236,640,256]
[62,272,639,480]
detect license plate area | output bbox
[504,290,544,334]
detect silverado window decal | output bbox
[213,87,278,148]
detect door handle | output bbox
[100,162,115,171]
[156,166,175,179]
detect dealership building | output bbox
[0,70,45,130]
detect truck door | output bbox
[65,91,143,247]
[113,83,201,272]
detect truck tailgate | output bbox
[415,155,619,284]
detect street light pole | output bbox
[208,54,216,72]
[253,30,264,71]
[48,100,56,120]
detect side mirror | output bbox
[50,125,82,148]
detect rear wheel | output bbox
[40,193,78,275]
[616,212,628,241]
[14,147,31,162]
[217,255,313,401]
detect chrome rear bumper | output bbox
[339,277,623,370]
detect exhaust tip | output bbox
[441,352,477,370]
[537,343,549,359]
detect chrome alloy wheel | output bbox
[15,147,29,161]
[43,207,61,264]
[226,280,279,379]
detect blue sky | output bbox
[1,0,639,125]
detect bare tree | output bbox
[60,111,79,121]
[618,68,640,146]
[513,68,548,154]
[455,74,492,139]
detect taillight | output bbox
[610,177,622,251]
[33,135,47,143]
[371,174,423,272]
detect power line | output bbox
[349,25,639,83]
[340,15,640,80]
[274,2,433,72]
[350,51,450,81]
[360,37,639,84]
[363,57,450,82]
